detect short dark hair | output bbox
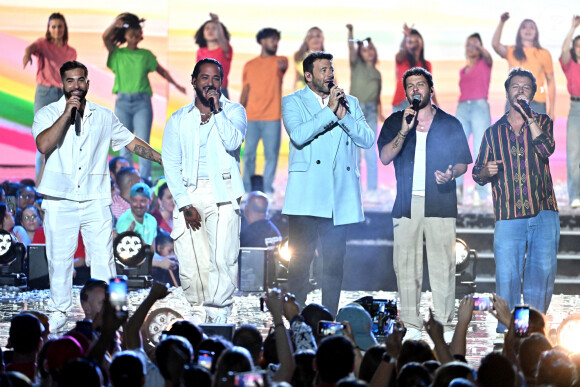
[166,320,204,352]
[303,51,333,79]
[316,336,355,384]
[110,352,144,387]
[60,60,88,79]
[232,325,263,363]
[256,28,280,44]
[192,58,224,82]
[80,278,108,303]
[477,352,515,387]
[156,336,193,382]
[9,313,42,353]
[403,67,434,90]
[116,166,139,192]
[504,67,537,98]
[108,156,129,175]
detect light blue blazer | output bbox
[281,87,375,226]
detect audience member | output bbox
[79,278,108,322]
[358,345,386,383]
[431,361,476,387]
[16,206,42,246]
[16,186,36,211]
[110,351,145,387]
[301,303,334,346]
[151,182,174,233]
[58,358,103,387]
[518,333,552,385]
[476,352,516,387]
[535,349,576,387]
[240,191,282,247]
[166,320,204,357]
[156,336,193,386]
[315,336,355,386]
[232,325,263,367]
[182,363,212,387]
[109,156,131,195]
[397,362,432,387]
[291,350,316,387]
[111,166,141,221]
[336,303,378,351]
[5,313,43,383]
[116,182,158,245]
[153,232,180,287]
[213,346,254,386]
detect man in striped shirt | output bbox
[473,68,560,333]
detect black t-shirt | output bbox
[240,219,282,247]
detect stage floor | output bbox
[1,286,578,369]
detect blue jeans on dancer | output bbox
[456,98,491,200]
[493,210,560,333]
[115,92,153,179]
[243,120,281,194]
[567,100,580,204]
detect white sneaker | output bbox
[443,330,454,343]
[571,198,580,209]
[48,312,67,333]
[404,327,422,341]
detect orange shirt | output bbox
[242,55,285,121]
[506,46,553,103]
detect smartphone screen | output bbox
[514,305,530,337]
[473,296,492,311]
[109,276,128,318]
[234,371,265,387]
[317,320,344,336]
[198,350,214,370]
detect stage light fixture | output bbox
[0,230,27,287]
[141,307,184,349]
[113,231,153,288]
[557,313,580,354]
[455,238,478,298]
[278,240,291,263]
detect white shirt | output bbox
[162,95,246,209]
[32,96,135,202]
[412,131,428,196]
[310,87,336,136]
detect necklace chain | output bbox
[200,112,213,125]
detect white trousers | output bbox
[172,180,241,323]
[42,198,116,312]
[393,195,456,330]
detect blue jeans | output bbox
[115,93,153,179]
[358,103,378,190]
[456,99,491,199]
[34,85,64,178]
[494,210,560,332]
[242,120,281,193]
[567,100,580,203]
[287,215,347,316]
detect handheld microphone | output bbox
[207,86,217,112]
[517,99,533,117]
[70,107,80,136]
[327,81,351,114]
[405,95,422,124]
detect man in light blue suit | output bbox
[281,52,375,315]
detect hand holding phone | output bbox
[109,275,128,319]
[473,296,493,311]
[317,320,345,336]
[514,305,530,337]
[198,350,214,370]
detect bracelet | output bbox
[179,204,193,212]
[212,108,223,115]
[397,131,407,138]
[382,353,393,363]
[527,118,537,126]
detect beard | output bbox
[195,85,220,107]
[311,77,331,95]
[64,88,87,101]
[265,46,277,56]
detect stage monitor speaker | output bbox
[238,247,278,292]
[199,323,235,340]
[27,244,49,290]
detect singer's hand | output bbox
[401,106,417,133]
[434,165,453,184]
[207,88,220,111]
[515,98,532,120]
[183,207,202,231]
[500,12,510,23]
[328,84,344,114]
[65,96,81,119]
[481,160,503,179]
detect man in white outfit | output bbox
[33,60,162,331]
[162,58,246,323]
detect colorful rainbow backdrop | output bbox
[0,1,575,189]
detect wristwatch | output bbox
[179,204,193,212]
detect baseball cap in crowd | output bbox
[336,303,377,351]
[45,336,85,373]
[130,182,152,199]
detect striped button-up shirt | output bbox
[473,113,558,221]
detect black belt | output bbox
[572,96,580,102]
